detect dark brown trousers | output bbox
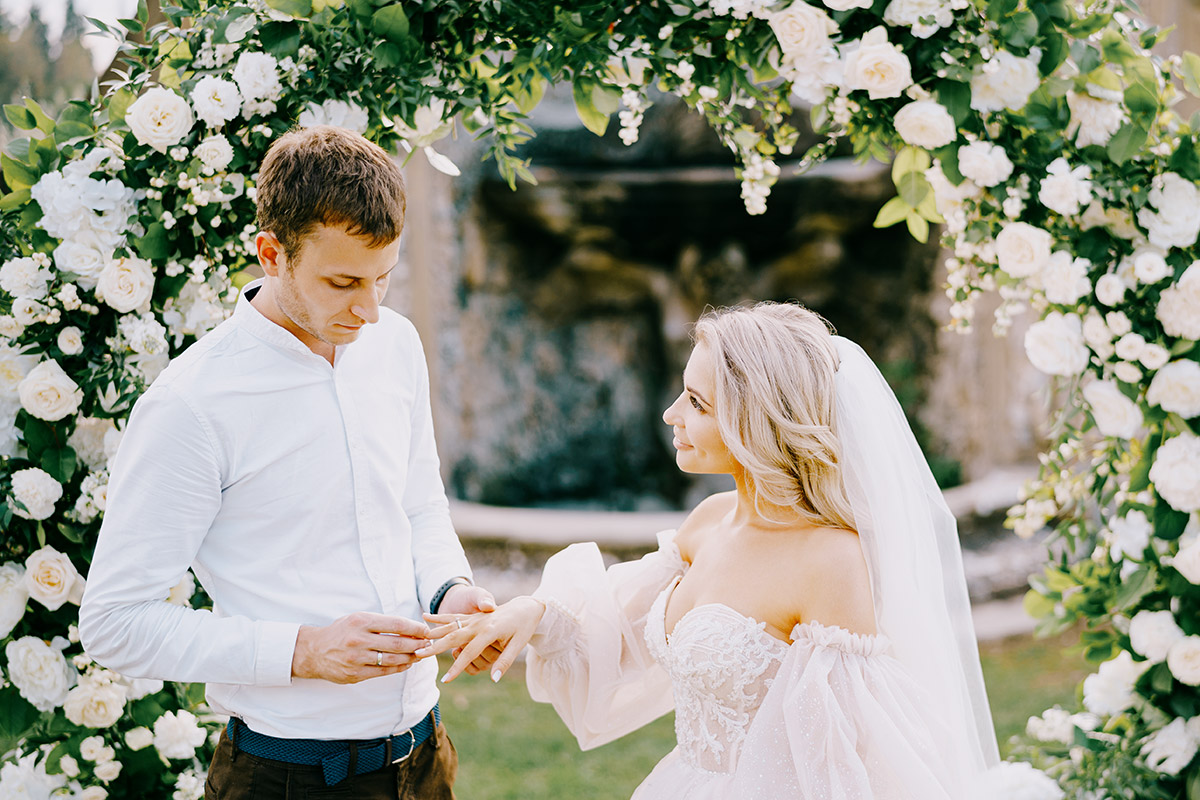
[204,722,457,800]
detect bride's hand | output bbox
[418,596,546,684]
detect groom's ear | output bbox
[255,231,286,277]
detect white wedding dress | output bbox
[526,531,968,800]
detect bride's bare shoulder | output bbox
[786,526,877,636]
[674,492,736,563]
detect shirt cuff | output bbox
[255,620,302,686]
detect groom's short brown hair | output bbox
[256,125,406,260]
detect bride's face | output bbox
[663,343,738,475]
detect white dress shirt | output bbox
[79,281,472,739]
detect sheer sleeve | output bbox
[733,621,968,800]
[525,529,684,751]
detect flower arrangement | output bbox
[0,0,1199,794]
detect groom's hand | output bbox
[291,612,431,684]
[436,584,496,616]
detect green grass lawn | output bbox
[438,628,1090,799]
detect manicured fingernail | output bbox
[441,674,450,683]
[491,669,502,683]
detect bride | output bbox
[420,302,999,798]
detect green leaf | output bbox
[20,415,58,461]
[1107,122,1149,165]
[4,104,37,130]
[1101,28,1138,65]
[874,196,911,228]
[1039,33,1069,77]
[108,87,137,124]
[1155,499,1190,540]
[1129,433,1161,492]
[23,98,55,134]
[0,188,31,212]
[932,143,963,184]
[572,79,611,137]
[905,212,929,243]
[29,135,57,173]
[1,153,38,191]
[1023,589,1055,620]
[265,0,311,16]
[40,446,77,483]
[260,21,301,57]
[1169,136,1200,181]
[1002,10,1039,48]
[0,687,40,755]
[1124,83,1158,117]
[935,80,972,126]
[896,171,930,207]
[1182,52,1200,98]
[891,146,931,181]
[371,3,410,43]
[1112,565,1155,612]
[512,72,546,115]
[591,83,621,116]
[1071,42,1102,75]
[1187,761,1200,800]
[1150,660,1175,694]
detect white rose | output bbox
[1038,157,1092,216]
[1083,650,1149,716]
[1174,540,1200,584]
[1148,361,1200,418]
[153,709,207,759]
[843,27,912,99]
[5,636,73,711]
[96,257,155,314]
[57,327,84,356]
[1095,273,1127,306]
[1082,380,1143,439]
[189,76,242,129]
[1138,173,1200,250]
[767,2,837,65]
[1141,344,1170,371]
[1114,332,1145,362]
[1024,312,1089,376]
[94,759,122,783]
[24,545,83,610]
[10,467,63,521]
[0,562,28,638]
[957,141,1013,187]
[970,50,1041,113]
[13,298,44,326]
[1068,91,1125,147]
[996,221,1053,278]
[80,787,109,800]
[1158,262,1200,340]
[1133,250,1171,284]
[231,51,282,103]
[64,676,127,728]
[978,762,1064,800]
[1115,361,1143,384]
[18,360,83,421]
[1142,717,1200,775]
[0,342,37,398]
[125,86,195,153]
[1041,251,1090,305]
[0,257,53,300]
[59,754,80,777]
[893,100,957,148]
[193,134,234,175]
[54,236,107,291]
[0,315,24,338]
[125,726,154,750]
[822,0,872,8]
[70,417,117,471]
[124,677,163,701]
[0,751,67,798]
[80,735,107,761]
[1151,433,1200,512]
[1130,610,1186,663]
[1106,311,1132,336]
[1168,636,1200,686]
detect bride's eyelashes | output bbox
[689,395,705,413]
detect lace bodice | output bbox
[644,576,789,773]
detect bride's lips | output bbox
[673,438,693,451]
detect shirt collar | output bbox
[233,278,328,359]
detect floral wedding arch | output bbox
[0,0,1199,795]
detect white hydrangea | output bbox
[1038,157,1092,216]
[9,467,63,520]
[1151,433,1200,513]
[970,50,1041,113]
[73,471,108,524]
[957,141,1013,187]
[5,636,74,711]
[1157,262,1200,340]
[30,169,136,253]
[118,313,169,356]
[0,257,53,300]
[1148,361,1200,419]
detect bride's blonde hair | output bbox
[693,302,855,530]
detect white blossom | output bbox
[126,86,194,153]
[5,636,73,711]
[190,76,242,128]
[9,468,63,520]
[970,50,1041,113]
[1082,649,1148,716]
[1151,433,1200,512]
[1138,173,1200,250]
[1130,610,1185,663]
[1082,380,1142,439]
[957,141,1013,187]
[154,710,207,760]
[1038,158,1092,216]
[1157,262,1200,340]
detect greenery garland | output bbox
[0,0,1199,795]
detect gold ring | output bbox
[376,651,383,667]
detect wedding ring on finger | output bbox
[375,650,383,667]
[455,619,463,631]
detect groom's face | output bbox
[264,223,400,348]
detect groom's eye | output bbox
[330,280,355,289]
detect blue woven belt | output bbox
[226,705,440,786]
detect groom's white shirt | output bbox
[79,280,472,739]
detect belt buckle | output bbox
[391,729,416,765]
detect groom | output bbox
[79,125,492,799]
